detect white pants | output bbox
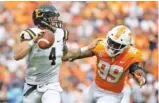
[84,82,123,103]
[120,85,131,103]
[23,82,63,103]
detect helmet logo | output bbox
[35,9,44,18]
[114,26,126,39]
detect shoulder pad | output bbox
[127,46,143,60]
[20,28,42,41]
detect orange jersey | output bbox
[92,40,143,93]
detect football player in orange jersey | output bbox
[63,25,146,103]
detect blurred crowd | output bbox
[0,1,158,103]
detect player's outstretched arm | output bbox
[129,63,146,88]
[13,31,44,60]
[62,38,103,61]
[62,46,94,61]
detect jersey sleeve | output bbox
[20,31,31,42]
[20,28,36,42]
[91,44,99,55]
[128,47,144,66]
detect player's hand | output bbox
[68,58,74,62]
[33,30,45,43]
[88,38,103,50]
[63,54,76,62]
[67,52,78,62]
[133,73,145,88]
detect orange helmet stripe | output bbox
[115,26,127,39]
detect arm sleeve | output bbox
[129,62,144,74]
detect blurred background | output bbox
[0,1,158,103]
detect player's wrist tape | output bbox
[80,46,89,52]
[28,40,35,47]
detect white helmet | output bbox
[105,25,132,57]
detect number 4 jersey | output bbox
[20,27,68,85]
[91,40,143,93]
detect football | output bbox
[38,30,55,49]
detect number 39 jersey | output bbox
[91,40,143,93]
[20,27,68,85]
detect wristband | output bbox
[28,40,35,47]
[80,46,89,52]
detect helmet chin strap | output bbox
[40,20,56,33]
[108,46,128,57]
[106,48,123,57]
[106,48,116,57]
[104,43,127,58]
